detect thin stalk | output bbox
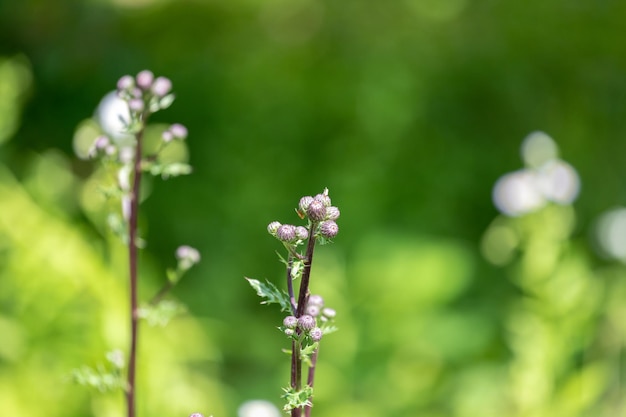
[287,255,297,315]
[296,228,317,318]
[126,125,145,417]
[291,337,302,417]
[291,227,317,417]
[304,347,319,417]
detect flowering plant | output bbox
[73,71,200,417]
[247,188,339,416]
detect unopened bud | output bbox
[307,200,326,222]
[326,206,340,220]
[136,70,154,90]
[310,327,323,342]
[320,220,338,239]
[276,224,297,242]
[295,226,309,240]
[267,221,282,235]
[151,76,172,96]
[298,314,316,331]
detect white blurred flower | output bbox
[238,400,280,417]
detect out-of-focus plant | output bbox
[482,132,608,417]
[73,71,201,417]
[247,189,339,416]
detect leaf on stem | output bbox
[246,277,292,312]
[281,385,313,411]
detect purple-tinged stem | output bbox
[126,124,145,417]
[296,227,317,318]
[304,347,319,417]
[291,225,318,417]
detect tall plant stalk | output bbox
[75,70,200,417]
[248,189,340,416]
[126,124,145,417]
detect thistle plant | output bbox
[247,189,339,416]
[73,70,200,417]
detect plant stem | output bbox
[296,229,317,318]
[304,347,319,417]
[291,227,317,417]
[287,255,297,315]
[126,127,145,417]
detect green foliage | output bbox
[281,385,313,412]
[2,2,626,416]
[245,277,292,313]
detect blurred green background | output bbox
[1,0,626,416]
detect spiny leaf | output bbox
[245,277,291,312]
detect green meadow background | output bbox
[1,1,626,416]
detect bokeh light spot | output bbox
[521,131,559,168]
[492,170,544,217]
[595,207,626,261]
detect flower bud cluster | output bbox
[306,294,336,324]
[162,123,188,142]
[268,188,340,244]
[267,222,309,243]
[88,135,117,159]
[281,314,323,341]
[176,245,201,270]
[116,70,176,116]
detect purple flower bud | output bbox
[326,206,340,220]
[307,200,326,222]
[189,413,204,417]
[295,226,309,240]
[308,294,324,307]
[131,87,143,98]
[151,76,172,96]
[299,196,314,213]
[94,135,110,150]
[320,220,338,239]
[170,123,188,140]
[284,328,295,336]
[314,189,331,207]
[322,307,336,319]
[267,221,282,235]
[310,327,323,342]
[283,315,298,328]
[276,224,297,242]
[176,245,201,264]
[306,305,320,317]
[298,314,316,331]
[128,98,144,113]
[176,246,201,270]
[162,130,174,143]
[136,70,154,90]
[117,75,134,91]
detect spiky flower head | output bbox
[298,314,316,331]
[326,206,340,220]
[320,220,339,239]
[310,327,323,342]
[308,294,324,307]
[295,226,309,240]
[267,221,282,235]
[276,224,297,242]
[307,200,326,222]
[314,188,332,207]
[306,305,320,317]
[283,315,298,329]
